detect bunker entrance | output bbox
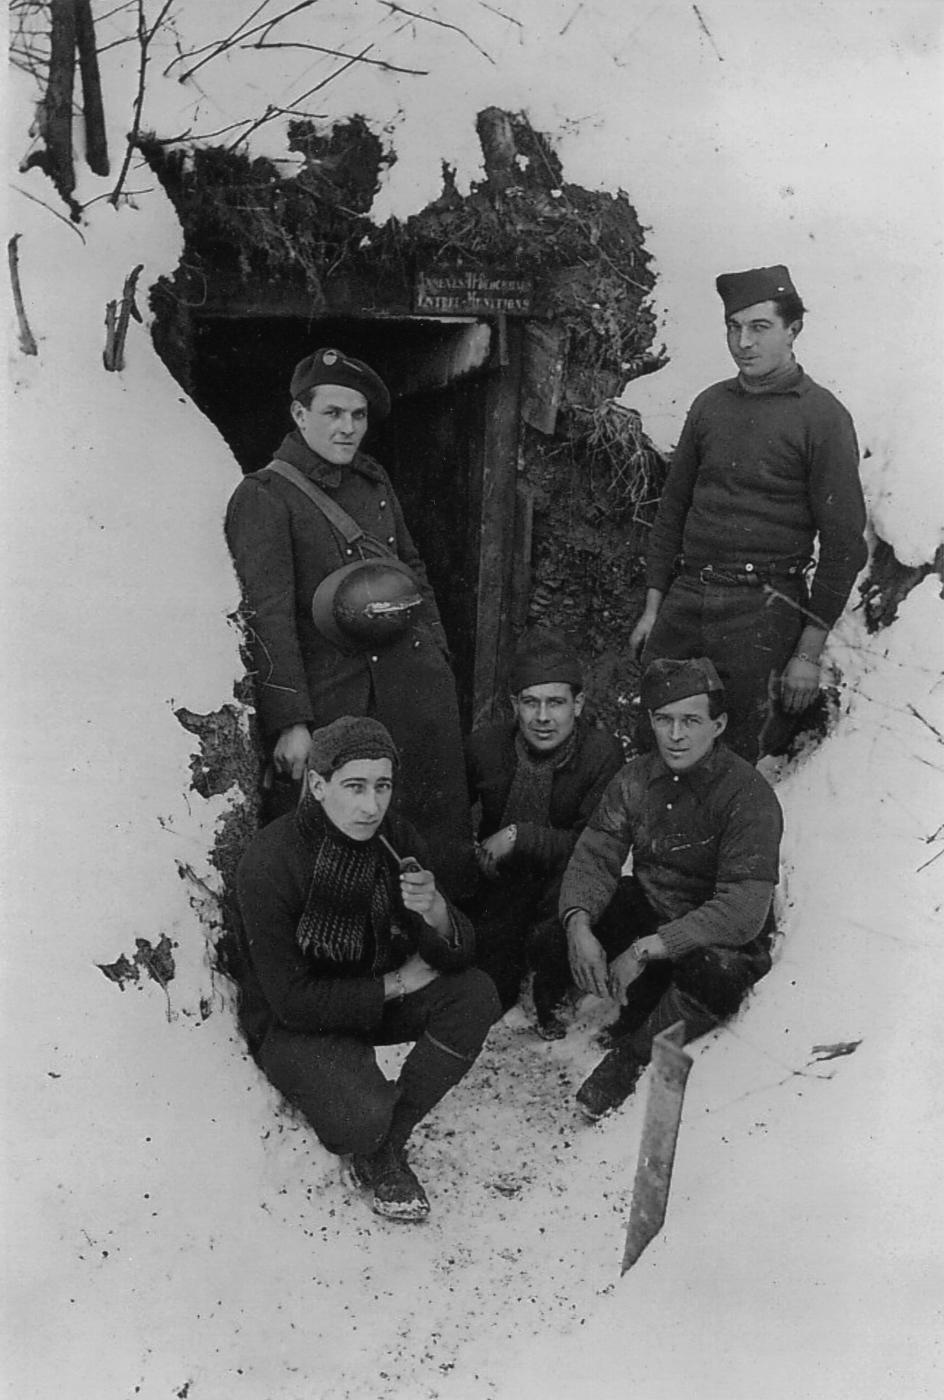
[188,312,519,726]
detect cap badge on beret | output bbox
[290,348,392,420]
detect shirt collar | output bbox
[645,741,731,797]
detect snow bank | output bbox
[503,577,944,1400]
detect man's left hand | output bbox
[400,866,448,931]
[608,934,667,1004]
[781,656,820,712]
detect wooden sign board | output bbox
[414,268,533,317]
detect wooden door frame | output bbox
[471,318,524,725]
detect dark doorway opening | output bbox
[188,314,494,723]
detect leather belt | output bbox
[679,559,806,587]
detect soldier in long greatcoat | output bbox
[225,347,473,891]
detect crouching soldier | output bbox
[235,716,500,1221]
[464,630,624,1030]
[532,658,783,1121]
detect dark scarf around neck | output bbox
[294,790,398,970]
[499,726,579,827]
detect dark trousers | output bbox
[259,969,499,1156]
[467,867,564,1012]
[530,878,771,1061]
[639,573,807,761]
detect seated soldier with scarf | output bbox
[235,716,499,1223]
[464,631,624,1032]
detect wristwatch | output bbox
[505,824,517,843]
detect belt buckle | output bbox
[699,565,714,584]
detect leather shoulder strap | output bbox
[264,459,367,547]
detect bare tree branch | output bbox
[375,1,495,65]
[96,1,141,22]
[110,0,174,206]
[227,44,371,151]
[474,0,523,31]
[245,40,428,75]
[95,33,141,54]
[10,183,87,240]
[163,0,271,77]
[907,703,944,745]
[171,0,324,83]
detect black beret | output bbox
[306,716,399,777]
[508,629,583,693]
[640,657,725,711]
[716,265,798,317]
[290,348,391,420]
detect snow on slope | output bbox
[3,4,943,1398]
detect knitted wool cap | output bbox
[640,657,725,711]
[508,630,583,694]
[715,265,798,317]
[306,716,399,777]
[290,348,391,420]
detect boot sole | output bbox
[371,1195,430,1223]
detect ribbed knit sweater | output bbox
[646,370,868,627]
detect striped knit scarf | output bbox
[499,727,578,827]
[294,792,396,969]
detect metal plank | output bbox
[621,1021,693,1274]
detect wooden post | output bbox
[45,0,78,204]
[8,236,38,356]
[621,1021,693,1274]
[472,320,523,725]
[75,0,109,176]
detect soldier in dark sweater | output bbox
[536,658,783,1121]
[464,631,624,1030]
[236,716,499,1222]
[631,265,868,761]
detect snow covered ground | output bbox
[3,4,943,1397]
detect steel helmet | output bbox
[311,558,424,649]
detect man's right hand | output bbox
[566,917,609,998]
[273,724,312,780]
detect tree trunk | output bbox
[76,0,109,176]
[45,0,78,202]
